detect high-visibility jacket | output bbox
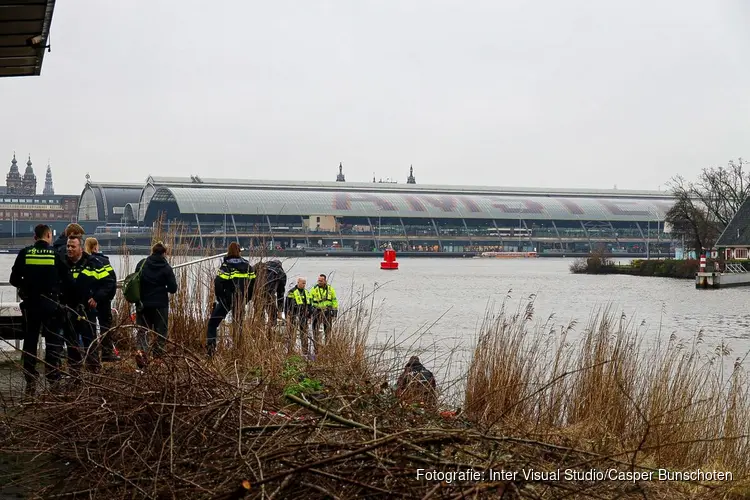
[64,252,114,308]
[9,240,71,303]
[310,284,338,310]
[90,252,117,301]
[214,256,254,305]
[285,287,313,317]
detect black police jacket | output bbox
[9,240,72,304]
[255,260,287,310]
[53,233,69,266]
[90,251,117,301]
[63,252,113,308]
[214,256,254,306]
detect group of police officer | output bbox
[206,241,338,357]
[9,227,340,394]
[10,223,118,396]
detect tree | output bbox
[666,158,749,257]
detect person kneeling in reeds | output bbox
[396,356,438,408]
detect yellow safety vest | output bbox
[311,285,338,309]
[289,287,312,305]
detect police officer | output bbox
[9,224,72,395]
[206,242,254,356]
[85,237,120,362]
[310,273,338,346]
[284,277,313,355]
[62,235,114,373]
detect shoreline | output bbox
[1,248,672,259]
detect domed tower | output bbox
[22,155,37,195]
[336,162,346,182]
[407,165,416,184]
[6,153,23,194]
[43,162,55,195]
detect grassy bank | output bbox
[1,232,750,498]
[570,253,700,279]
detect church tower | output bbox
[22,155,37,195]
[43,162,55,195]
[336,162,346,182]
[407,165,416,184]
[6,153,23,194]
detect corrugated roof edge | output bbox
[144,176,672,199]
[35,0,57,75]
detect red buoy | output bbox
[380,245,399,270]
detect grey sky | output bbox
[1,0,748,195]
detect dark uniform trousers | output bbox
[62,307,99,373]
[20,296,64,384]
[96,299,116,355]
[312,309,336,345]
[206,299,246,354]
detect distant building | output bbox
[407,165,416,184]
[0,153,79,237]
[43,163,55,195]
[715,199,750,260]
[336,163,345,182]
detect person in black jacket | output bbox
[205,242,254,356]
[85,237,120,362]
[254,260,287,330]
[53,223,85,265]
[396,356,438,407]
[62,235,114,373]
[9,224,73,395]
[134,241,178,359]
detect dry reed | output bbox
[0,232,748,498]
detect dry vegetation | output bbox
[1,227,749,498]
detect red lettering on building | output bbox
[402,194,482,213]
[458,196,482,213]
[403,195,427,211]
[422,195,457,212]
[598,200,651,217]
[488,198,545,214]
[557,198,585,215]
[333,193,397,211]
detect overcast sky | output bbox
[1,0,748,195]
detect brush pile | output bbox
[0,339,732,500]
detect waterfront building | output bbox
[77,165,677,256]
[0,154,78,238]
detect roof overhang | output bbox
[0,0,56,78]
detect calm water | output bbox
[2,255,750,366]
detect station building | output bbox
[77,166,677,256]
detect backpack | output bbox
[122,261,143,304]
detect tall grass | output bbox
[106,224,750,479]
[465,296,750,476]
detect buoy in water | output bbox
[380,245,399,270]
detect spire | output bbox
[43,161,54,195]
[336,162,346,182]
[9,152,18,173]
[24,155,34,175]
[6,152,22,194]
[407,164,416,184]
[21,154,37,194]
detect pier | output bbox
[696,263,750,289]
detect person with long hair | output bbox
[206,242,254,356]
[84,237,120,362]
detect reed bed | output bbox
[0,231,749,498]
